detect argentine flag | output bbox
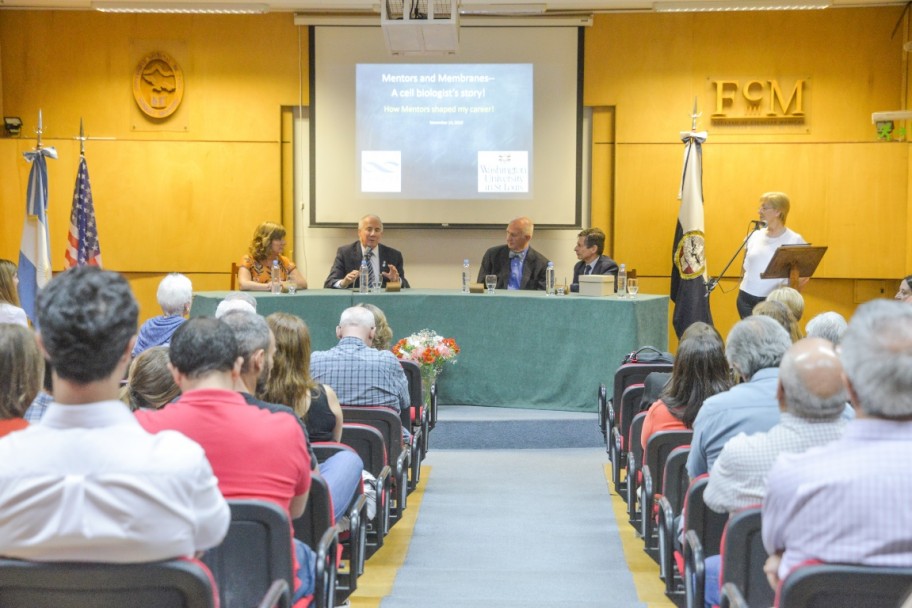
[18,147,57,325]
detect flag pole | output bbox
[36,109,43,151]
[78,118,86,157]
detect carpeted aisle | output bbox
[345,405,674,607]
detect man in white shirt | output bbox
[0,266,229,563]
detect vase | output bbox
[420,365,439,407]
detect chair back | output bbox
[778,563,912,608]
[0,557,215,607]
[293,474,334,548]
[626,411,648,521]
[399,359,423,409]
[644,430,693,500]
[661,446,692,520]
[202,500,293,608]
[617,383,645,452]
[720,506,771,608]
[611,361,674,413]
[683,476,728,559]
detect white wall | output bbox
[292,109,594,290]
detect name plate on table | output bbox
[578,275,615,297]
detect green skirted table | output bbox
[191,289,668,412]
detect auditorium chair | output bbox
[640,430,692,557]
[625,411,647,528]
[774,563,912,608]
[0,557,218,607]
[609,382,644,494]
[399,359,428,489]
[340,423,392,555]
[657,446,691,595]
[230,262,239,290]
[341,405,410,527]
[717,506,772,608]
[680,476,728,608]
[202,499,338,608]
[293,467,368,602]
[600,357,674,444]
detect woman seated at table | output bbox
[640,322,732,450]
[237,221,308,292]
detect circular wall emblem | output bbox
[674,230,706,278]
[132,52,184,119]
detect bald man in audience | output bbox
[135,317,315,603]
[477,216,550,290]
[700,337,849,608]
[0,267,228,563]
[762,300,912,589]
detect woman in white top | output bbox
[0,260,28,328]
[737,192,806,319]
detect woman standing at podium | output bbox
[737,192,806,319]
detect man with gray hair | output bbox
[687,315,792,479]
[705,337,848,514]
[804,311,848,345]
[762,300,912,588]
[700,337,849,608]
[310,306,409,415]
[132,272,192,357]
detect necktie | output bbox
[508,254,522,290]
[364,249,377,288]
[584,265,592,275]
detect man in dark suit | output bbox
[323,214,409,289]
[570,227,619,292]
[477,216,550,290]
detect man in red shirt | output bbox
[136,317,313,603]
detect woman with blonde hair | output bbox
[237,221,308,292]
[0,259,28,327]
[357,302,393,350]
[0,324,43,437]
[766,286,805,325]
[752,299,803,343]
[737,192,807,319]
[121,346,180,410]
[261,312,363,520]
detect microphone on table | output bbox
[750,220,767,230]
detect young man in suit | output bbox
[323,214,409,289]
[477,216,550,290]
[570,227,619,292]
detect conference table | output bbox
[191,289,669,412]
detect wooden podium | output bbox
[761,244,827,289]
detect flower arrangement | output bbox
[392,329,460,375]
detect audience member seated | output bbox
[0,267,229,563]
[762,300,912,589]
[701,337,849,607]
[358,302,393,350]
[641,321,731,450]
[0,324,42,437]
[310,307,410,420]
[238,221,308,292]
[804,311,848,345]
[477,216,550,290]
[324,214,408,289]
[135,317,314,603]
[132,272,192,358]
[687,315,792,479]
[121,346,180,410]
[752,299,802,343]
[261,311,364,520]
[215,290,257,318]
[570,227,619,293]
[0,259,28,327]
[895,274,912,304]
[766,286,805,328]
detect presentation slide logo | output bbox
[477,152,529,193]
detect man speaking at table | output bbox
[324,214,409,289]
[477,216,550,290]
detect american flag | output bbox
[64,156,102,268]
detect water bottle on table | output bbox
[462,259,471,293]
[617,263,627,297]
[359,258,370,294]
[546,261,555,295]
[271,259,281,294]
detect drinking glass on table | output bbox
[626,278,639,299]
[485,274,497,294]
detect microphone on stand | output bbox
[750,220,768,230]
